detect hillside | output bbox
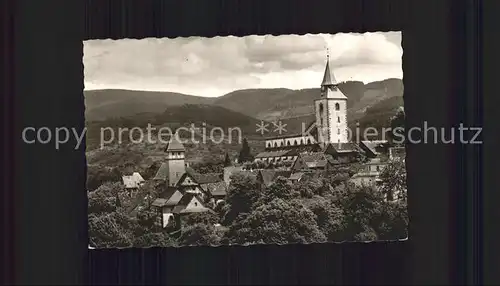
[85,89,215,121]
[84,78,402,123]
[84,78,404,146]
[85,104,267,151]
[213,81,367,121]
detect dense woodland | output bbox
[88,158,407,248]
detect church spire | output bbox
[321,49,338,87]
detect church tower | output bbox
[315,52,349,146]
[164,132,186,187]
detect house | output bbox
[174,193,212,215]
[365,158,388,173]
[201,181,228,203]
[289,172,305,183]
[122,172,145,196]
[389,146,406,161]
[350,172,382,188]
[323,142,363,164]
[359,140,390,158]
[291,152,334,172]
[153,192,212,228]
[349,158,388,188]
[151,188,183,228]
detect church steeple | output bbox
[315,48,348,146]
[321,50,338,87]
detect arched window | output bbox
[287,141,290,146]
[319,103,324,126]
[337,129,341,134]
[307,138,311,144]
[338,116,341,123]
[274,142,277,148]
[335,103,340,111]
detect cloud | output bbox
[84,32,402,97]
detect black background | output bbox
[2,0,496,284]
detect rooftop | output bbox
[122,172,145,189]
[164,133,185,152]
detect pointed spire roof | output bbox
[165,132,185,152]
[321,53,338,86]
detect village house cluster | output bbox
[119,56,406,230]
[253,55,405,188]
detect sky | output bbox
[83,32,402,98]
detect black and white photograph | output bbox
[84,32,408,249]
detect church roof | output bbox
[255,150,291,158]
[259,144,321,158]
[164,134,185,152]
[319,57,347,100]
[264,117,317,140]
[285,144,322,155]
[321,58,338,86]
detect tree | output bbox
[222,172,261,225]
[258,177,299,204]
[306,196,346,241]
[341,184,385,241]
[372,198,408,240]
[379,159,407,201]
[238,138,254,163]
[224,152,232,167]
[88,182,123,214]
[225,198,326,245]
[389,107,405,144]
[135,207,160,233]
[294,179,315,198]
[178,223,222,246]
[86,165,121,191]
[181,211,219,226]
[133,232,176,248]
[88,211,136,248]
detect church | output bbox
[254,55,363,165]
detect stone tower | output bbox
[315,53,349,146]
[164,132,186,187]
